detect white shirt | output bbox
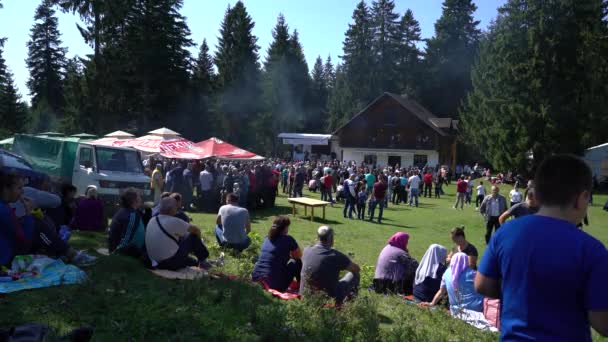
[476,185,486,196]
[488,197,501,217]
[145,215,191,262]
[509,189,522,203]
[346,179,356,197]
[199,170,214,191]
[408,175,421,190]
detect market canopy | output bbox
[37,132,64,137]
[71,133,97,139]
[191,137,264,160]
[90,136,201,159]
[105,130,134,138]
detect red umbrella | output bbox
[193,137,263,160]
[90,135,204,159]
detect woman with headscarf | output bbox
[71,185,106,231]
[373,232,419,295]
[413,244,448,302]
[421,252,483,315]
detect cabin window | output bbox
[79,148,93,169]
[364,154,377,166]
[413,154,428,168]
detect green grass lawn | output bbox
[1,183,607,341]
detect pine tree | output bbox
[60,57,90,134]
[0,70,29,134]
[342,1,375,106]
[396,9,422,98]
[310,55,328,133]
[26,0,67,114]
[188,39,216,138]
[260,15,312,151]
[215,1,261,148]
[327,64,356,132]
[370,0,400,93]
[460,0,608,172]
[423,0,480,117]
[323,55,335,93]
[121,0,193,128]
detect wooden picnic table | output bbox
[287,197,331,222]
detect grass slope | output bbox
[1,183,607,341]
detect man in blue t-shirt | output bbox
[475,155,608,341]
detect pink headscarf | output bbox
[388,232,410,251]
[450,252,469,290]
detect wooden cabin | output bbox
[331,92,458,169]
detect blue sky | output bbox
[0,0,506,102]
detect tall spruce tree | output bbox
[423,0,480,117]
[26,0,67,114]
[310,55,328,133]
[215,1,261,148]
[327,64,356,132]
[0,71,28,135]
[461,0,608,172]
[396,9,422,98]
[342,1,375,106]
[60,57,90,134]
[190,39,216,137]
[121,0,193,128]
[370,0,400,93]
[323,55,335,94]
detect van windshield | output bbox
[95,147,143,173]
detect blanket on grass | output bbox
[0,257,87,294]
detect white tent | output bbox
[148,127,181,138]
[584,142,608,182]
[105,130,134,139]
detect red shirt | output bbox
[323,175,333,188]
[457,179,467,193]
[373,181,387,199]
[423,173,433,185]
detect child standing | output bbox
[435,175,442,198]
[357,186,368,220]
[476,181,486,209]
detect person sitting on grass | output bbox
[216,193,251,252]
[151,192,172,216]
[373,232,419,295]
[108,188,146,258]
[448,226,478,270]
[421,252,483,315]
[252,216,302,291]
[145,197,210,270]
[170,193,191,223]
[71,185,106,232]
[300,226,360,304]
[413,244,448,303]
[0,172,96,268]
[499,188,539,224]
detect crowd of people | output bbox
[1,154,607,340]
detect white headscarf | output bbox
[414,244,448,286]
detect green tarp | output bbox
[12,135,79,181]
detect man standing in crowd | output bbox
[215,193,251,252]
[199,165,214,212]
[408,170,421,207]
[475,154,608,341]
[364,169,375,195]
[509,184,523,207]
[475,181,486,209]
[343,174,356,219]
[479,186,507,243]
[369,175,387,224]
[423,170,433,198]
[182,163,194,211]
[300,226,360,304]
[293,167,305,198]
[499,188,539,224]
[145,197,210,270]
[454,176,467,210]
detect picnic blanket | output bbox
[260,280,301,300]
[453,309,499,333]
[0,257,87,294]
[150,267,208,280]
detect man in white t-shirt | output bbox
[215,193,251,251]
[509,186,523,207]
[408,171,421,207]
[145,197,209,270]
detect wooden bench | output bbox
[287,197,331,222]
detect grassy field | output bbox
[1,183,607,341]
